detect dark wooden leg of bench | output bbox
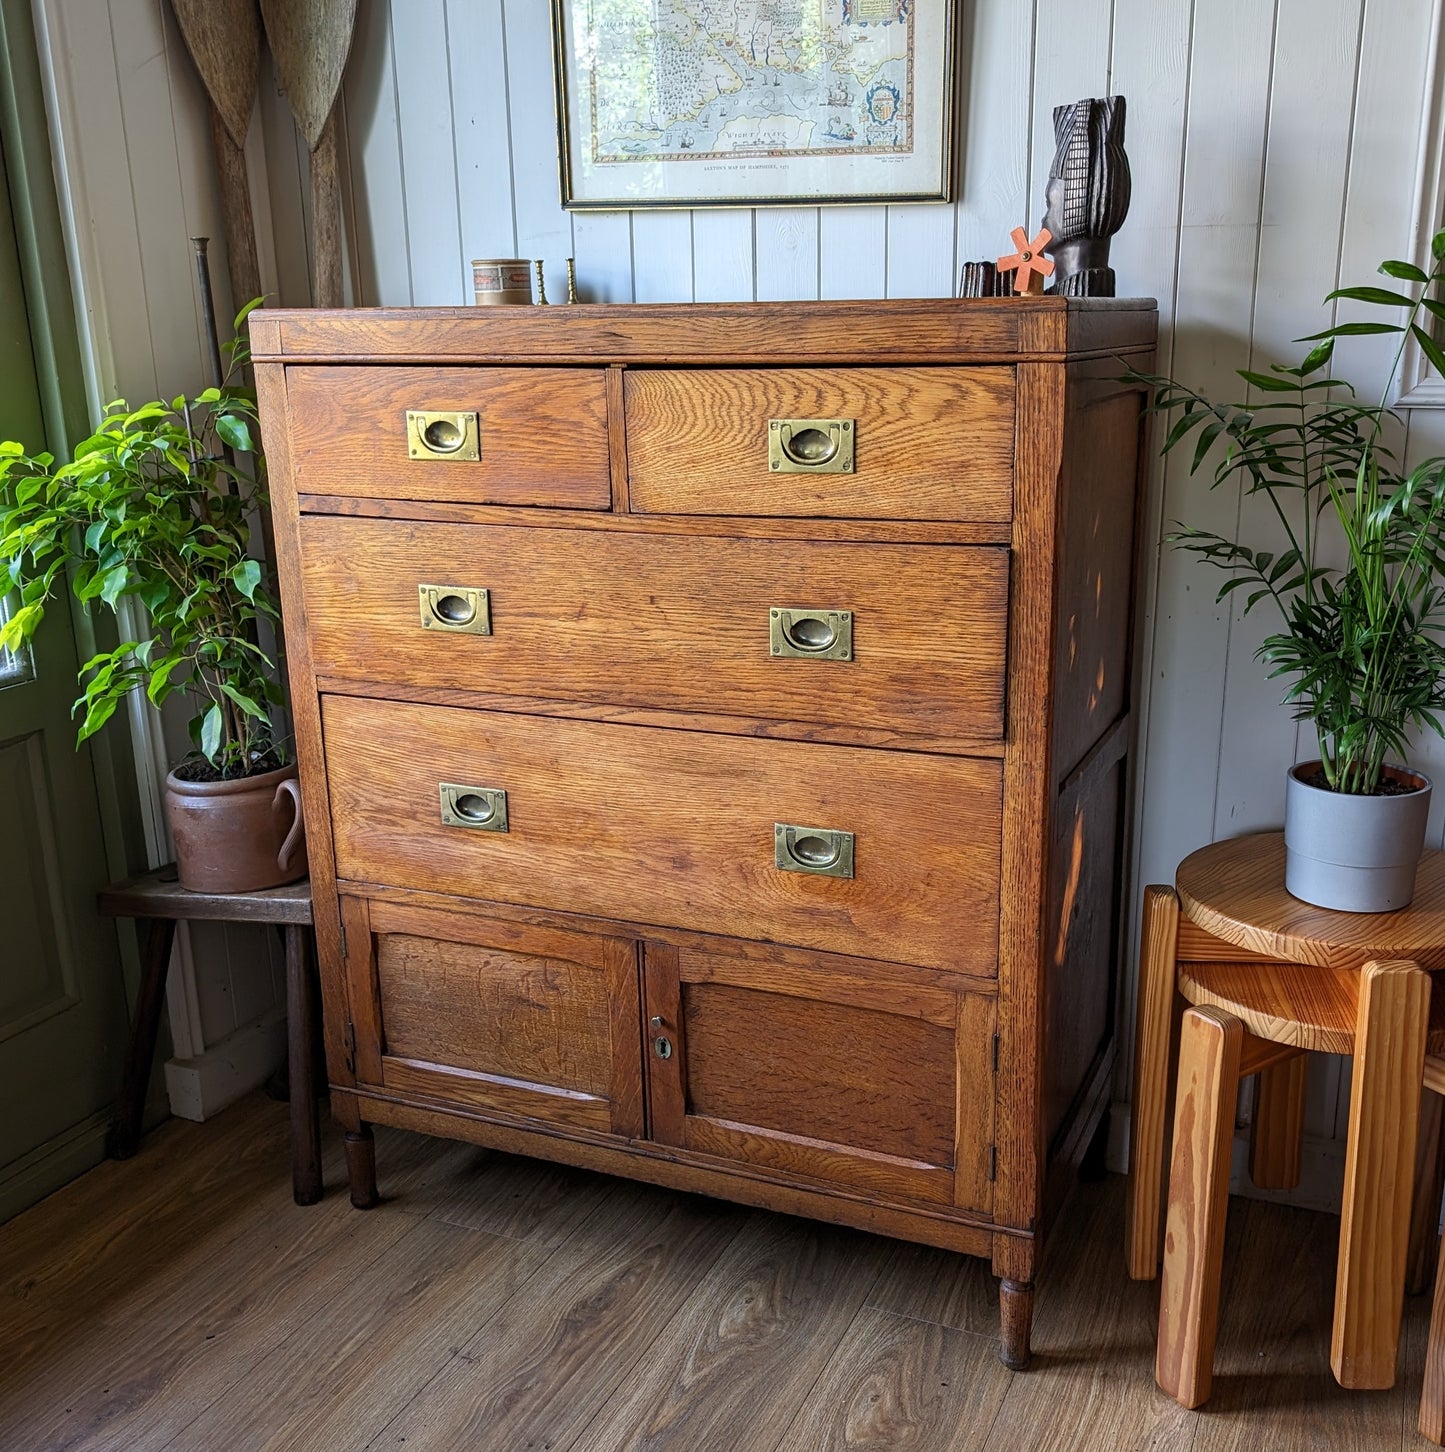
[286,924,323,1205]
[344,1125,378,1209]
[109,917,177,1160]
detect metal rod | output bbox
[191,236,225,388]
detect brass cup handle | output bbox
[439,782,509,832]
[769,607,852,660]
[419,584,491,635]
[407,410,480,461]
[774,823,855,878]
[768,418,855,473]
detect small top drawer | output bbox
[625,367,1015,521]
[285,365,611,509]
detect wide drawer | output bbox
[300,516,1008,743]
[323,697,1003,974]
[285,365,611,509]
[625,367,1014,521]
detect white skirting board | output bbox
[164,1007,287,1122]
[1105,1099,1348,1216]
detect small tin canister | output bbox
[471,259,533,305]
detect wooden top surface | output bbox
[97,867,313,925]
[1177,832,1445,971]
[1178,958,1445,1056]
[249,297,1159,368]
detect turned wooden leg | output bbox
[1156,1004,1243,1410]
[285,925,323,1206]
[1248,1053,1308,1191]
[1410,1089,1445,1298]
[1332,959,1430,1389]
[999,1279,1034,1371]
[1126,885,1180,1280]
[1421,1197,1445,1444]
[344,1124,379,1209]
[108,917,178,1160]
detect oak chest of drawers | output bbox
[253,296,1157,1367]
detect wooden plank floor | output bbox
[0,1094,1434,1451]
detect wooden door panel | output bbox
[644,940,997,1213]
[343,896,643,1138]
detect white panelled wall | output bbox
[30,0,1445,1183]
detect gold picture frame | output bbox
[551,1,958,211]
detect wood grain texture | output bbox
[321,696,1004,974]
[1248,1053,1308,1191]
[285,365,611,507]
[16,1099,1438,1452]
[367,1183,745,1452]
[97,866,313,924]
[1178,832,1445,971]
[1050,380,1147,783]
[1332,958,1431,1389]
[169,0,259,144]
[570,1215,889,1452]
[1125,883,1179,1280]
[774,1305,1012,1452]
[299,516,1009,743]
[679,983,955,1165]
[348,1088,998,1257]
[254,363,354,1099]
[257,0,356,148]
[1177,959,1359,1055]
[1155,1004,1243,1409]
[299,491,1016,547]
[1411,1088,1445,1299]
[1423,1188,1445,1442]
[625,367,1014,522]
[250,297,1159,366]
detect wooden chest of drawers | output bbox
[252,297,1157,1368]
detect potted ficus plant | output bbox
[0,307,304,893]
[1137,232,1445,912]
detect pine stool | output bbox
[1125,832,1445,1403]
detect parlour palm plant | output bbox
[0,305,283,780]
[1134,231,1445,799]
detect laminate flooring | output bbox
[0,1093,1434,1451]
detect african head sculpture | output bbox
[1041,95,1131,297]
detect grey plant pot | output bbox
[1283,761,1433,912]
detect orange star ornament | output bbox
[996,226,1055,295]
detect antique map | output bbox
[584,0,915,164]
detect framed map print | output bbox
[551,1,957,209]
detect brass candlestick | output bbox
[565,258,578,304]
[534,259,548,305]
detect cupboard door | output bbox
[642,941,996,1214]
[342,896,643,1138]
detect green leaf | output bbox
[230,558,262,601]
[75,693,119,743]
[1299,339,1334,375]
[1325,285,1418,307]
[0,602,41,650]
[1414,323,1445,380]
[1299,322,1405,340]
[98,564,128,607]
[1433,231,1445,261]
[215,414,253,453]
[1237,369,1301,393]
[199,702,223,763]
[1380,259,1430,283]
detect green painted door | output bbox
[0,126,130,1220]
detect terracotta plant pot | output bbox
[165,762,308,893]
[1284,760,1432,912]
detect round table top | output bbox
[1176,831,1445,972]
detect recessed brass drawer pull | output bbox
[768,417,854,473]
[439,783,508,832]
[418,584,491,635]
[407,410,480,460]
[769,607,852,660]
[774,822,854,878]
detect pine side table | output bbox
[1126,831,1445,1391]
[97,867,322,1205]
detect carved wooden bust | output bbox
[1041,96,1131,297]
